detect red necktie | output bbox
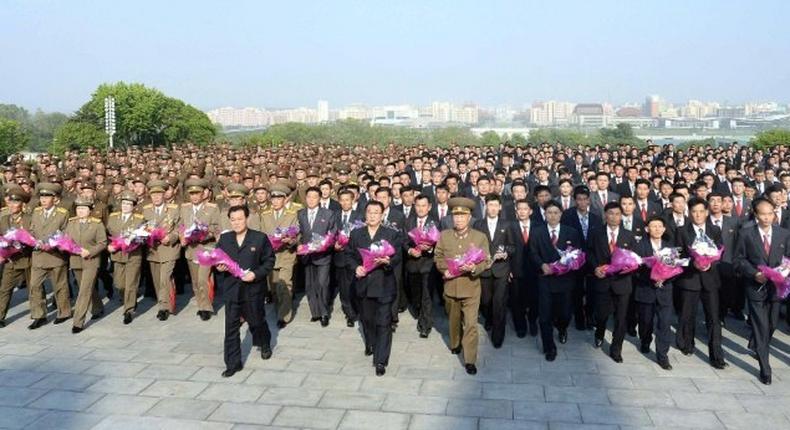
[563,198,568,210]
[609,231,616,253]
[550,229,558,246]
[763,234,771,256]
[418,219,424,229]
[522,225,529,244]
[735,199,742,217]
[640,204,647,222]
[439,207,445,219]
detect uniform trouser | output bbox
[114,260,141,313]
[72,266,103,328]
[305,263,330,318]
[408,271,433,332]
[361,295,393,366]
[224,298,271,370]
[334,265,358,321]
[150,260,176,311]
[676,288,723,361]
[481,275,508,346]
[445,290,481,365]
[269,265,295,322]
[187,260,213,312]
[594,289,630,356]
[539,287,572,353]
[97,252,114,295]
[0,266,29,320]
[638,300,672,362]
[747,296,780,377]
[29,266,70,319]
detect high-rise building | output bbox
[529,101,575,126]
[643,95,660,118]
[317,100,329,122]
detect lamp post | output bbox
[104,96,116,149]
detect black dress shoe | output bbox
[419,330,430,339]
[545,350,557,362]
[558,329,568,344]
[484,321,493,331]
[760,374,772,385]
[106,288,114,300]
[260,347,273,360]
[710,360,728,369]
[53,316,71,325]
[156,310,168,321]
[364,346,374,356]
[731,310,746,321]
[123,312,133,325]
[28,319,47,330]
[91,311,104,321]
[398,306,407,313]
[450,346,462,355]
[610,353,623,363]
[640,344,651,354]
[320,316,329,327]
[719,318,726,328]
[658,359,673,370]
[277,320,287,329]
[346,318,355,328]
[71,326,83,334]
[310,316,321,322]
[0,320,6,328]
[594,337,603,348]
[222,366,243,378]
[465,364,477,375]
[264,294,272,304]
[627,327,637,337]
[375,364,386,376]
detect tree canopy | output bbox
[0,117,28,162]
[750,129,790,150]
[0,104,68,152]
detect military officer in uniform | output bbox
[179,178,221,320]
[143,180,182,320]
[433,197,492,375]
[0,186,32,327]
[260,182,300,327]
[66,197,108,333]
[28,182,71,329]
[107,191,146,324]
[220,183,260,232]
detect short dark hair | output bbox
[375,186,392,198]
[484,194,501,204]
[687,197,708,211]
[646,215,666,226]
[573,186,590,199]
[604,202,622,213]
[366,200,385,212]
[227,205,249,218]
[305,186,321,197]
[414,194,431,204]
[752,197,775,212]
[543,200,562,211]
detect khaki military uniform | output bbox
[219,206,261,232]
[179,201,220,312]
[434,228,491,365]
[107,211,146,313]
[142,203,181,312]
[260,207,300,322]
[0,211,32,321]
[29,206,71,319]
[64,216,107,328]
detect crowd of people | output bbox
[0,141,788,383]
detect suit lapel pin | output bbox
[251,247,256,251]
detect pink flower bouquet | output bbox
[408,224,440,249]
[688,235,723,268]
[268,225,300,252]
[336,219,365,248]
[195,247,248,279]
[180,221,210,245]
[603,247,642,276]
[40,230,83,255]
[358,239,396,273]
[297,232,336,255]
[445,246,487,279]
[110,225,150,254]
[643,247,690,284]
[757,257,790,299]
[146,226,168,247]
[548,247,587,275]
[0,228,37,260]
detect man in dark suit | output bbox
[616,167,639,199]
[589,202,637,363]
[509,198,539,337]
[674,197,727,369]
[634,216,675,370]
[393,186,417,220]
[633,179,661,222]
[734,198,790,385]
[473,194,516,348]
[619,194,645,337]
[766,185,790,228]
[298,187,338,327]
[530,185,553,226]
[591,172,620,218]
[529,200,583,361]
[375,187,408,329]
[318,179,341,212]
[215,205,276,377]
[429,184,453,231]
[555,179,576,212]
[333,189,364,327]
[348,200,402,376]
[708,192,743,324]
[404,195,439,338]
[730,178,752,221]
[661,192,689,244]
[561,186,603,330]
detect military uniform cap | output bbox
[120,191,138,204]
[276,168,290,178]
[37,182,61,197]
[270,182,291,197]
[147,179,167,194]
[74,197,94,209]
[449,197,476,215]
[185,178,206,193]
[166,177,179,188]
[5,185,30,203]
[252,181,268,192]
[111,176,124,185]
[81,180,96,190]
[306,167,320,178]
[226,183,249,198]
[336,164,350,175]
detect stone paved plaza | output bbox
[2,290,790,430]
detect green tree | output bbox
[510,132,527,146]
[51,121,107,154]
[751,129,790,150]
[0,118,29,162]
[480,130,502,147]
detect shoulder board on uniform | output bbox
[260,209,273,215]
[285,208,299,215]
[133,214,144,219]
[89,217,102,223]
[69,216,79,221]
[206,202,217,207]
[143,204,153,209]
[34,207,43,212]
[109,211,120,217]
[56,207,68,214]
[167,204,178,209]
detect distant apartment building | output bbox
[572,103,609,127]
[529,101,576,126]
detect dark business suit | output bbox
[349,225,402,367]
[634,238,675,362]
[735,225,790,379]
[620,213,645,335]
[528,224,583,354]
[333,209,364,322]
[711,215,743,318]
[298,206,337,319]
[590,190,619,218]
[561,208,603,328]
[404,215,439,334]
[382,208,408,322]
[319,199,341,213]
[589,227,637,358]
[215,229,275,370]
[474,217,516,347]
[509,219,539,336]
[674,222,725,363]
